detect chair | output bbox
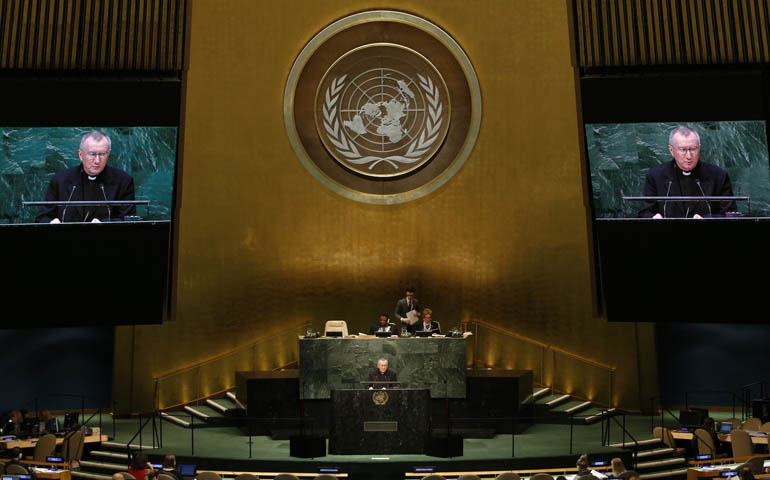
[576,475,596,480]
[324,320,348,337]
[494,474,520,480]
[0,462,5,474]
[234,475,259,480]
[421,476,447,480]
[531,474,554,480]
[61,429,84,462]
[6,465,30,475]
[273,475,299,480]
[742,457,765,475]
[694,428,726,458]
[742,418,762,431]
[760,422,770,433]
[314,475,338,480]
[118,473,136,480]
[458,475,482,480]
[653,426,686,455]
[725,418,743,429]
[33,433,57,461]
[158,474,179,480]
[197,473,223,480]
[731,428,754,457]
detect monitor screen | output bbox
[177,464,196,477]
[585,121,770,219]
[1,126,177,224]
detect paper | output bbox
[406,310,419,325]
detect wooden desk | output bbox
[34,469,71,480]
[0,434,107,450]
[671,430,769,445]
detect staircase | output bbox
[160,392,245,429]
[609,437,688,480]
[73,441,154,480]
[531,387,619,425]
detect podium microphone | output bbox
[100,184,111,222]
[61,185,77,223]
[663,180,672,218]
[695,179,712,217]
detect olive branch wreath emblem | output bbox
[321,73,444,170]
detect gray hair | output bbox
[377,357,388,364]
[668,125,700,146]
[79,130,112,150]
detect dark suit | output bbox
[369,322,398,335]
[639,160,736,218]
[413,321,440,334]
[394,297,420,332]
[36,165,136,223]
[367,369,398,388]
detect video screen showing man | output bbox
[369,314,397,335]
[367,357,398,389]
[639,126,737,218]
[36,130,136,223]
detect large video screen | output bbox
[585,121,770,219]
[0,126,177,224]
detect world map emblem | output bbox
[315,44,451,178]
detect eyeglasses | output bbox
[674,146,699,155]
[84,151,110,159]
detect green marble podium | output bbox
[299,337,466,399]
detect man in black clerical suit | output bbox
[368,357,398,389]
[639,126,736,219]
[394,287,420,333]
[369,314,397,335]
[412,308,440,334]
[36,130,136,223]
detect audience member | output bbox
[127,453,154,480]
[576,454,590,476]
[611,458,626,478]
[738,465,755,480]
[160,454,183,480]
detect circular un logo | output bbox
[316,44,450,177]
[285,10,481,204]
[372,390,389,406]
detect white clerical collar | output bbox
[87,175,97,180]
[681,171,691,176]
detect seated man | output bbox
[369,314,397,335]
[413,308,440,334]
[36,130,136,223]
[367,357,398,389]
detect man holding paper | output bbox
[394,287,420,333]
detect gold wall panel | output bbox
[112,0,659,413]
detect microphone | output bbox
[695,179,712,217]
[60,185,77,223]
[100,184,111,222]
[663,181,672,218]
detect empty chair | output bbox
[273,475,300,480]
[33,433,57,461]
[324,320,348,337]
[234,475,259,480]
[743,418,762,431]
[725,418,743,429]
[731,429,754,458]
[653,426,686,455]
[6,465,30,475]
[760,422,770,433]
[494,474,520,480]
[531,474,554,480]
[458,475,482,480]
[196,473,223,480]
[61,429,85,462]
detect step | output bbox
[226,391,246,410]
[183,405,223,420]
[639,468,688,479]
[584,407,618,424]
[100,441,153,451]
[72,471,113,480]
[161,412,190,428]
[545,394,571,407]
[90,450,131,460]
[532,387,551,400]
[554,400,592,414]
[635,447,675,459]
[636,457,687,470]
[610,438,663,449]
[206,398,241,414]
[78,460,127,472]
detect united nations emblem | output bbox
[372,390,389,406]
[316,44,450,177]
[284,10,481,203]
